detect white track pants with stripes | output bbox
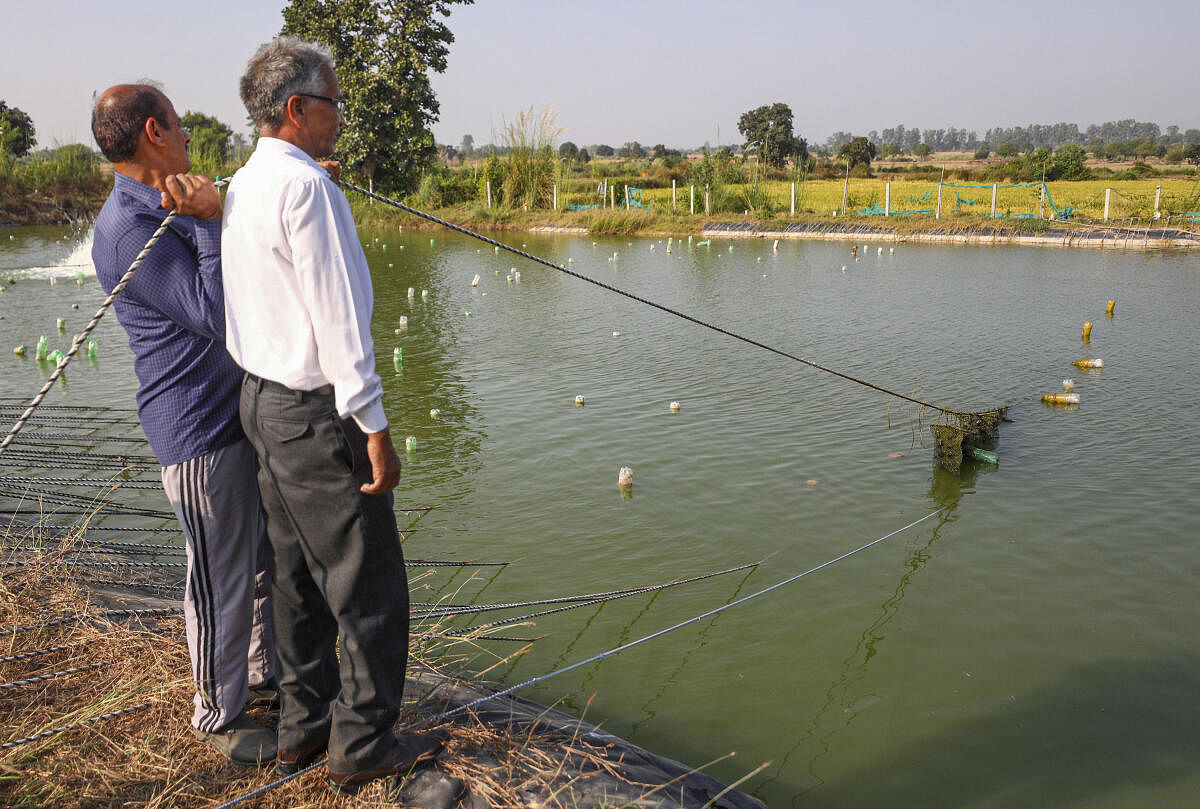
[161,438,275,732]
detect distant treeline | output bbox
[449,119,1199,164]
[826,120,1199,157]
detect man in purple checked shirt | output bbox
[90,84,275,767]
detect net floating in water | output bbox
[931,409,1007,474]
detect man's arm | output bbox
[285,176,401,494]
[110,204,226,342]
[362,429,402,495]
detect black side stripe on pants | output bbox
[181,456,220,732]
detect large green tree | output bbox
[181,111,233,165]
[0,100,36,157]
[838,136,876,168]
[737,103,806,169]
[281,0,472,193]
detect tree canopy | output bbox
[737,103,806,168]
[282,0,472,193]
[0,101,36,158]
[838,136,876,168]
[181,112,233,165]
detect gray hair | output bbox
[239,36,334,130]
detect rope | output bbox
[0,642,84,665]
[0,701,153,752]
[413,562,758,620]
[0,661,115,691]
[406,558,508,568]
[0,210,180,458]
[2,559,185,570]
[0,607,181,638]
[211,503,949,809]
[340,182,998,419]
[0,477,162,490]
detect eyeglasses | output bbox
[296,93,346,114]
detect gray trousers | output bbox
[239,374,410,771]
[161,438,275,732]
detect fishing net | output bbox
[930,409,1007,474]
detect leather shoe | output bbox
[192,711,276,767]
[327,731,446,796]
[276,733,330,775]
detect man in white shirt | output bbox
[222,37,442,795]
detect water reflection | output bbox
[753,465,980,806]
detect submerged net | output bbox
[930,409,1008,474]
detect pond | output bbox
[2,222,1198,808]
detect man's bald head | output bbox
[92,84,171,162]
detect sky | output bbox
[3,0,1199,154]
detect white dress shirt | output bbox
[221,137,387,434]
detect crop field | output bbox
[628,178,1200,222]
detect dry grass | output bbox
[0,523,725,809]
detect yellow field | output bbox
[634,178,1199,223]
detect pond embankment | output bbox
[0,523,767,809]
[703,220,1200,249]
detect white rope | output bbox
[0,211,179,457]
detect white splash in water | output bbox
[19,227,96,279]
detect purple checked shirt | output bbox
[91,172,243,466]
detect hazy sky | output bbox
[4,0,1198,153]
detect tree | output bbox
[619,141,644,158]
[594,144,614,157]
[0,100,36,157]
[459,134,474,157]
[282,0,473,193]
[974,143,990,159]
[577,148,590,163]
[838,137,876,168]
[996,141,1018,158]
[181,111,233,165]
[1185,144,1200,165]
[737,102,806,168]
[913,143,931,159]
[558,141,578,160]
[1051,144,1090,180]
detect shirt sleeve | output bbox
[284,176,387,433]
[111,213,226,342]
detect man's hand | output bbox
[318,160,341,183]
[161,174,222,220]
[361,429,402,495]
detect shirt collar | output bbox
[255,136,320,168]
[113,171,165,211]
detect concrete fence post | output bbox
[1104,187,1111,221]
[991,184,998,218]
[885,182,891,217]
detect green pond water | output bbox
[2,224,1198,808]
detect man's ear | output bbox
[144,117,166,147]
[285,95,305,128]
